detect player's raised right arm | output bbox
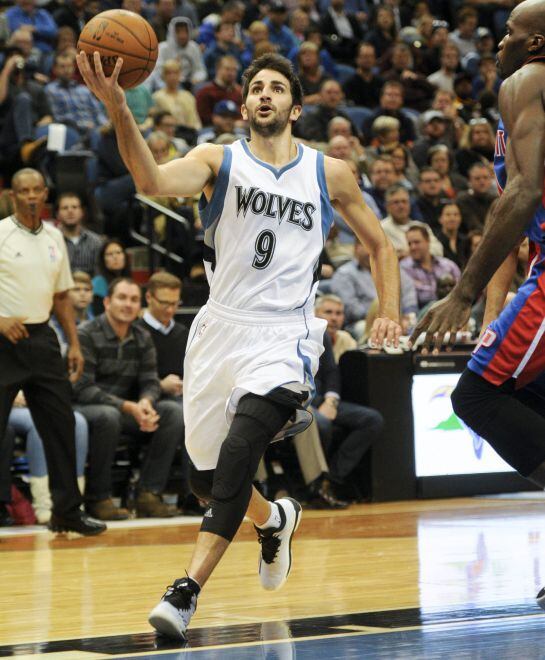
[76,52,216,197]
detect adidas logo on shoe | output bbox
[148,577,200,640]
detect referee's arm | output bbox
[53,291,84,383]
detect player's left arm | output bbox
[325,156,402,347]
[410,70,545,351]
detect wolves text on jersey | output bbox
[235,186,316,231]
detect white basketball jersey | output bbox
[199,139,334,312]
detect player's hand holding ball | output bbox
[76,10,158,110]
[77,51,126,112]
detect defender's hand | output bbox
[409,292,472,353]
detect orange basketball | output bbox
[77,10,158,89]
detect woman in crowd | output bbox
[92,239,132,314]
[297,41,331,105]
[436,201,470,270]
[365,5,397,60]
[391,143,419,191]
[455,118,495,177]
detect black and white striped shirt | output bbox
[63,229,104,275]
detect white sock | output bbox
[256,502,282,530]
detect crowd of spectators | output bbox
[2,0,516,522]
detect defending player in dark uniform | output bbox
[409,0,545,608]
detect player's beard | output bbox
[249,106,292,137]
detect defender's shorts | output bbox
[183,298,326,470]
[469,262,545,389]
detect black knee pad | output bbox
[189,465,214,502]
[212,393,293,502]
[200,393,293,541]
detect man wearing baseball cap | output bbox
[411,110,449,168]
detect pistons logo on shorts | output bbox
[473,327,497,354]
[197,321,208,338]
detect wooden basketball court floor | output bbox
[2,496,545,659]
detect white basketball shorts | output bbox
[183,298,326,470]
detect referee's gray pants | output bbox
[0,323,82,515]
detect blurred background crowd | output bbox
[1,0,523,525]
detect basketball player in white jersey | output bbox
[77,51,401,640]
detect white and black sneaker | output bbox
[256,498,302,591]
[148,577,199,640]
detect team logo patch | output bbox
[473,327,497,354]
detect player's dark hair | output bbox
[242,54,303,107]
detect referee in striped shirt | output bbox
[0,168,105,534]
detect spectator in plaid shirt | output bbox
[74,278,183,521]
[45,52,106,138]
[56,192,103,276]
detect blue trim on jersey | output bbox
[198,146,232,229]
[297,338,315,396]
[467,263,544,376]
[316,151,334,241]
[240,139,303,179]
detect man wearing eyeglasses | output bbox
[137,272,191,510]
[139,272,188,401]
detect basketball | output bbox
[77,10,158,89]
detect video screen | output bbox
[412,373,515,477]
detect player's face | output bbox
[242,69,301,138]
[105,282,141,324]
[316,301,344,333]
[497,14,533,78]
[146,287,180,325]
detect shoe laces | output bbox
[256,527,281,564]
[162,579,195,611]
